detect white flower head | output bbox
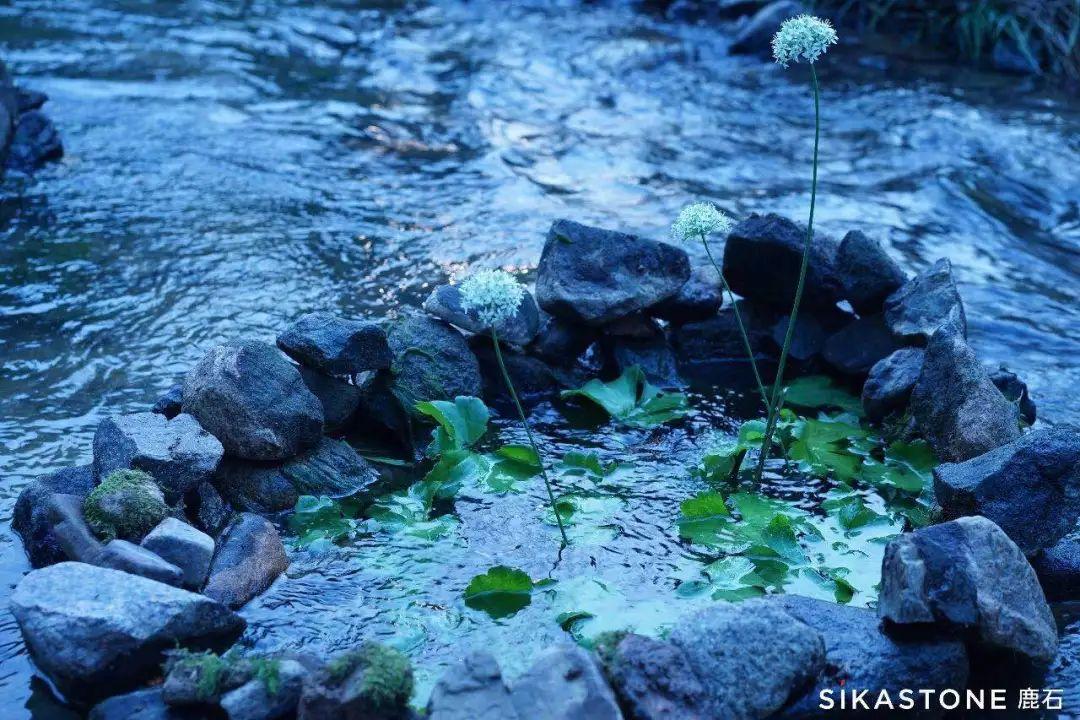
[458,269,526,327]
[772,15,837,67]
[671,202,734,242]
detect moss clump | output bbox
[168,649,230,701]
[590,630,629,669]
[84,469,167,541]
[250,656,282,696]
[326,642,413,710]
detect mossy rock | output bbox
[325,642,414,713]
[83,469,167,542]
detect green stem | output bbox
[491,328,569,547]
[754,63,821,484]
[701,235,770,410]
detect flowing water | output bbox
[1,0,1079,717]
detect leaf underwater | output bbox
[561,365,689,428]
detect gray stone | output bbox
[933,428,1080,554]
[203,513,289,609]
[161,650,253,706]
[7,109,63,171]
[298,364,362,433]
[93,412,224,501]
[601,633,708,720]
[386,314,482,415]
[89,689,177,720]
[672,302,774,365]
[424,283,540,346]
[47,493,107,565]
[1032,529,1080,602]
[608,335,683,389]
[183,340,324,461]
[822,314,901,376]
[652,265,723,324]
[220,659,306,720]
[473,341,563,403]
[215,458,299,514]
[13,464,95,567]
[152,384,184,420]
[883,258,966,344]
[861,347,924,422]
[669,600,825,720]
[770,595,968,719]
[729,1,803,56]
[768,312,829,363]
[721,213,842,312]
[192,481,234,538]
[510,644,622,720]
[879,516,1057,664]
[536,219,690,327]
[988,365,1037,425]
[11,562,244,702]
[101,539,184,586]
[297,642,414,720]
[277,312,391,375]
[142,517,215,589]
[835,230,907,316]
[909,324,1020,462]
[528,310,595,365]
[427,651,519,720]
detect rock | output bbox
[988,365,1037,425]
[386,314,482,413]
[162,649,254,706]
[535,219,690,326]
[13,464,95,567]
[821,315,901,376]
[768,313,829,363]
[215,459,298,514]
[298,642,414,720]
[17,87,47,113]
[142,517,215,589]
[509,644,622,720]
[424,283,541,346]
[183,340,324,461]
[879,516,1057,664]
[883,258,966,344]
[651,266,723,324]
[47,493,108,564]
[203,513,289,608]
[770,595,968,718]
[669,600,825,720]
[835,230,907,316]
[722,214,842,312]
[220,659,306,720]
[84,469,168,542]
[298,364,362,433]
[7,109,63,171]
[152,384,184,420]
[729,1,803,56]
[92,412,224,501]
[1031,530,1080,602]
[528,311,595,365]
[909,324,1020,462]
[277,312,392,376]
[861,347,924,422]
[600,633,708,720]
[89,689,177,720]
[100,539,184,585]
[473,341,563,403]
[427,651,519,720]
[11,562,245,701]
[672,301,773,365]
[933,428,1080,554]
[607,335,683,389]
[190,481,234,537]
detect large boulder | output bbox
[92,412,224,501]
[878,516,1057,665]
[385,314,482,414]
[509,644,622,720]
[861,347,924,422]
[668,600,825,720]
[909,324,1020,462]
[142,517,215,589]
[13,464,95,567]
[11,562,244,702]
[423,283,541,346]
[821,315,901,376]
[276,312,391,376]
[426,652,519,720]
[599,632,708,720]
[835,230,907,316]
[203,513,289,608]
[721,214,842,312]
[298,642,414,720]
[729,1,803,56]
[535,219,690,326]
[182,340,324,462]
[770,595,968,718]
[883,258,966,344]
[933,428,1080,554]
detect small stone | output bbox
[277,312,392,375]
[1032,529,1080,602]
[861,347,924,422]
[988,365,1037,426]
[191,481,234,538]
[89,689,176,720]
[423,283,541,346]
[220,659,306,720]
[528,311,595,365]
[100,539,184,586]
[203,513,289,609]
[607,335,684,389]
[298,642,414,720]
[151,384,184,420]
[142,517,215,589]
[883,258,966,344]
[651,265,723,324]
[821,314,901,376]
[835,230,907,316]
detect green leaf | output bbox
[677,492,736,548]
[787,418,868,482]
[561,366,689,428]
[702,556,767,602]
[416,396,490,455]
[464,566,534,619]
[288,495,356,548]
[559,451,621,479]
[783,376,863,416]
[556,610,595,632]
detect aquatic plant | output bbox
[459,269,568,546]
[325,643,413,709]
[83,468,167,541]
[561,365,689,428]
[671,203,769,410]
[464,565,536,618]
[753,16,837,485]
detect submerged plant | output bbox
[458,269,568,546]
[754,15,838,484]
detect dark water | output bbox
[1,0,1079,716]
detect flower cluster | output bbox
[772,15,837,67]
[458,269,526,327]
[671,202,734,242]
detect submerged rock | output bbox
[933,428,1080,554]
[203,513,289,609]
[652,265,723,324]
[11,562,244,702]
[600,632,708,720]
[883,258,966,344]
[821,314,900,376]
[426,652,518,720]
[299,642,414,720]
[509,644,622,720]
[298,364,362,433]
[861,347,924,422]
[424,283,541,346]
[277,312,392,376]
[835,230,907,315]
[182,340,324,461]
[13,464,95,567]
[535,219,690,326]
[151,384,184,420]
[142,517,215,589]
[386,314,482,415]
[84,469,168,542]
[878,516,1057,665]
[89,689,177,720]
[909,324,1020,462]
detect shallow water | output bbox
[1,0,1079,716]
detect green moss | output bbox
[326,642,413,710]
[590,630,629,668]
[84,469,167,541]
[169,649,229,701]
[250,657,282,696]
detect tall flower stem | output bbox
[754,63,821,484]
[491,328,569,547]
[700,235,770,410]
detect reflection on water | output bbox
[1,0,1078,716]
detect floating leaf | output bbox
[559,451,621,480]
[464,566,534,619]
[783,376,863,416]
[561,366,689,428]
[556,610,595,632]
[288,495,356,548]
[416,396,490,455]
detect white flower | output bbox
[458,269,526,327]
[772,15,837,67]
[671,202,734,242]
